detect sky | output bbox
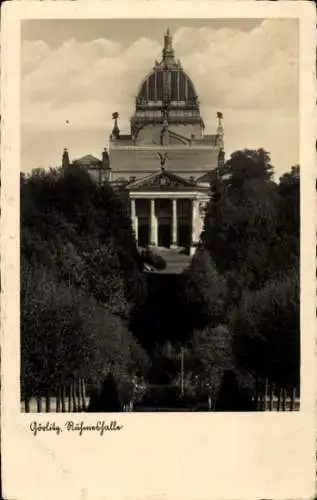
[21,18,299,177]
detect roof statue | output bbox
[102,148,110,171]
[62,148,70,169]
[157,152,168,171]
[217,112,224,128]
[111,112,120,139]
[215,112,224,148]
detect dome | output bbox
[136,67,198,105]
[129,29,205,143]
[135,28,199,109]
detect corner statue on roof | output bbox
[63,29,225,255]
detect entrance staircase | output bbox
[149,246,191,274]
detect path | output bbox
[148,246,191,274]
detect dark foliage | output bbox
[130,273,187,352]
[230,271,300,387]
[179,248,227,331]
[21,149,300,408]
[215,371,257,411]
[202,149,280,294]
[87,372,122,412]
[21,166,149,398]
[178,151,300,392]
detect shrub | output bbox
[137,385,181,408]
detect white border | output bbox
[1,2,316,499]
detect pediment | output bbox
[196,173,211,183]
[127,171,197,191]
[73,154,101,167]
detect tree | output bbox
[190,324,234,398]
[180,154,300,397]
[88,372,122,412]
[214,370,257,412]
[275,165,300,272]
[21,263,95,396]
[148,341,181,385]
[79,242,129,316]
[20,165,149,399]
[230,270,299,387]
[203,149,279,294]
[21,165,146,317]
[21,260,149,398]
[225,148,274,185]
[179,247,227,331]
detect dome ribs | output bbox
[129,29,210,144]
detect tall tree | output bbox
[230,270,299,387]
[275,165,300,271]
[20,165,149,398]
[202,149,279,294]
[180,247,227,332]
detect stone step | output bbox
[140,246,192,274]
[148,246,191,259]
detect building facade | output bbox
[64,29,225,255]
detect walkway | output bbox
[148,246,191,274]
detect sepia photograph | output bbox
[19,17,301,413]
[1,2,316,499]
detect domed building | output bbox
[130,27,205,145]
[66,29,225,255]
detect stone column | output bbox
[134,217,138,245]
[197,201,206,241]
[131,198,138,243]
[150,198,157,246]
[190,199,198,256]
[171,199,178,248]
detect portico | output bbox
[128,170,209,255]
